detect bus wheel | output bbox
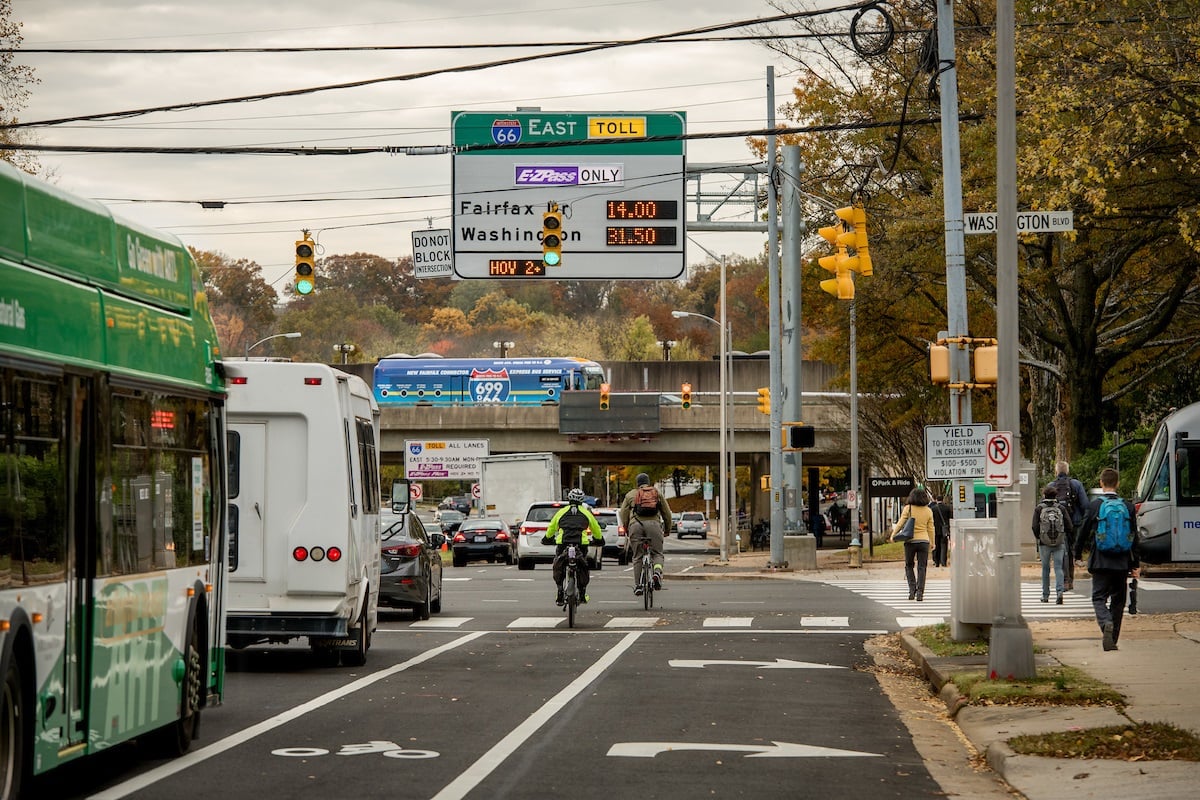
[342,607,369,668]
[1,654,28,800]
[149,621,202,756]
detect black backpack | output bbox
[1052,475,1079,520]
[1037,503,1066,547]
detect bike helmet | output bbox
[567,488,586,504]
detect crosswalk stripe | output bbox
[824,579,1095,619]
[509,617,565,628]
[703,617,754,627]
[801,616,849,627]
[410,617,472,628]
[605,617,659,628]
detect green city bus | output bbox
[0,162,227,798]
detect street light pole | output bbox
[333,343,356,364]
[673,307,729,561]
[493,340,514,358]
[245,331,301,359]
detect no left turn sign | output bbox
[984,431,1014,487]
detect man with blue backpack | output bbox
[1075,467,1140,651]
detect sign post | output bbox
[451,111,686,280]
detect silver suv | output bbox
[516,501,603,571]
[675,511,709,539]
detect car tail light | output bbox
[383,543,422,558]
[327,546,342,561]
[618,525,626,535]
[495,531,509,541]
[292,546,308,561]
[453,533,466,543]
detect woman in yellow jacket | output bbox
[890,487,935,601]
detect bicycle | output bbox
[635,538,654,610]
[562,544,582,628]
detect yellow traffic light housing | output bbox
[294,235,316,295]
[756,386,770,415]
[599,382,610,410]
[680,382,692,410]
[836,203,872,277]
[542,206,563,267]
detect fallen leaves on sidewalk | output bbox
[1009,722,1200,761]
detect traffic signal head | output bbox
[680,382,692,410]
[756,386,770,415]
[837,204,872,276]
[787,424,815,449]
[818,247,854,300]
[599,382,610,410]
[541,208,563,267]
[294,238,316,295]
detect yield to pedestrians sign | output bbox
[924,424,990,480]
[984,431,1014,486]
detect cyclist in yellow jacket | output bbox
[542,488,604,605]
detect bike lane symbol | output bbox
[272,741,439,759]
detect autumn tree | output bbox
[760,0,1200,475]
[0,0,39,175]
[192,249,279,357]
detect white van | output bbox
[1133,401,1200,564]
[224,360,382,665]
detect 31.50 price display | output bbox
[606,226,678,246]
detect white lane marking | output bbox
[669,659,845,670]
[508,617,564,628]
[897,616,945,627]
[442,577,472,582]
[802,616,849,627]
[608,740,881,758]
[605,617,659,628]
[703,617,754,627]
[410,618,472,628]
[432,632,643,800]
[88,632,488,800]
[502,578,536,582]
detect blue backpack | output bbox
[1095,496,1132,554]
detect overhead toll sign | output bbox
[451,111,686,280]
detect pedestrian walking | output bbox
[1050,460,1089,590]
[890,487,934,601]
[1075,467,1139,651]
[1032,485,1073,604]
[930,492,952,567]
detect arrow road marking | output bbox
[607,741,881,758]
[668,658,845,670]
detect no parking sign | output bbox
[984,431,1014,487]
[410,483,423,501]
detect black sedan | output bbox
[379,513,445,620]
[451,518,515,567]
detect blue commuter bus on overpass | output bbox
[373,356,605,406]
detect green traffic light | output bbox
[295,279,314,295]
[543,251,561,267]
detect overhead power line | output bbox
[0,115,983,157]
[1,3,876,130]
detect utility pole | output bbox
[988,0,1036,678]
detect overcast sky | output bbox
[11,0,832,291]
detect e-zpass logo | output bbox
[515,167,579,186]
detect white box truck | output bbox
[224,360,381,667]
[480,453,563,568]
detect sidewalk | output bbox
[676,543,1200,799]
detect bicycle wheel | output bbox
[566,573,578,628]
[643,558,653,610]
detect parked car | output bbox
[434,509,467,535]
[592,507,628,565]
[516,500,603,571]
[451,518,515,567]
[379,512,444,620]
[675,511,709,539]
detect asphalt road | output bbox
[42,551,1200,800]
